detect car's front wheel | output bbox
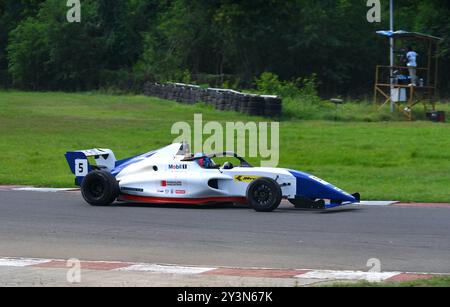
[246,178,282,212]
[81,171,119,206]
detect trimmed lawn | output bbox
[0,91,449,202]
[324,276,450,287]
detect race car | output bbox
[65,142,360,212]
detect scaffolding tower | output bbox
[374,31,442,120]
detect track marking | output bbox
[116,264,216,275]
[297,270,400,282]
[13,187,79,193]
[33,260,132,270]
[203,268,310,278]
[0,257,445,283]
[394,203,450,209]
[0,257,51,267]
[0,185,26,191]
[359,201,398,206]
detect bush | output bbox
[254,72,321,99]
[254,72,327,119]
[255,72,300,98]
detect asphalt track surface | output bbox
[0,191,449,273]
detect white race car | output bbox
[65,143,360,212]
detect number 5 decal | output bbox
[75,159,88,177]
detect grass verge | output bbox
[324,276,450,287]
[0,91,449,202]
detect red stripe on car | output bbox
[119,194,247,205]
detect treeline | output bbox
[0,0,449,97]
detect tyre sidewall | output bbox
[246,178,282,212]
[81,171,119,206]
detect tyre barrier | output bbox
[143,82,282,118]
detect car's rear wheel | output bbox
[81,171,119,206]
[247,178,282,212]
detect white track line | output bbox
[116,264,216,275]
[0,257,443,282]
[0,257,51,267]
[13,187,79,193]
[359,201,398,206]
[297,270,400,282]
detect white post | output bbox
[390,0,395,112]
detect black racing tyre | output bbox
[246,178,282,212]
[81,171,119,206]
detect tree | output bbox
[3,0,450,96]
[0,0,46,87]
[8,0,114,90]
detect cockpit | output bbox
[176,142,253,170]
[184,151,253,170]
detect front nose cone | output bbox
[289,170,355,202]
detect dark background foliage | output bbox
[0,0,448,97]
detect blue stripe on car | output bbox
[288,170,356,202]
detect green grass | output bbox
[324,276,450,287]
[284,96,450,122]
[0,91,449,202]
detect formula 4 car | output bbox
[65,143,360,212]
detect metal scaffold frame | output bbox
[374,31,442,120]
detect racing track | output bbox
[0,190,449,274]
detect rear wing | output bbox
[65,149,116,186]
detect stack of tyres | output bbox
[180,85,188,103]
[198,88,208,104]
[168,84,175,101]
[188,86,200,104]
[245,95,265,116]
[227,90,240,112]
[207,89,222,110]
[232,92,242,112]
[153,83,160,97]
[222,91,232,111]
[216,91,226,110]
[170,84,178,101]
[143,83,152,96]
[163,84,171,100]
[196,88,206,104]
[161,84,169,100]
[262,95,282,117]
[189,86,201,104]
[156,84,164,99]
[155,84,161,98]
[159,83,165,99]
[175,85,184,103]
[239,94,250,114]
[143,82,282,118]
[185,87,193,104]
[189,87,197,104]
[215,90,224,109]
[206,89,216,106]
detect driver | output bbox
[194,153,216,169]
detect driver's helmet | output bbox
[194,153,212,168]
